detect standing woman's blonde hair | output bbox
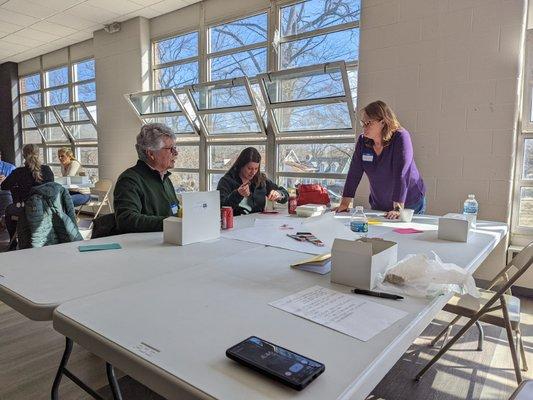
[22,144,43,182]
[362,100,402,143]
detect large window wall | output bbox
[143,0,361,198]
[20,57,98,181]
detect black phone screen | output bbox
[226,336,325,390]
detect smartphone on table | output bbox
[226,336,325,391]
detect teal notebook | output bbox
[78,243,122,252]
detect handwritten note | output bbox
[269,286,408,341]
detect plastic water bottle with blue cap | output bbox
[350,206,368,238]
[463,194,478,228]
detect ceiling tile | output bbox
[0,39,31,52]
[0,20,24,35]
[2,32,45,46]
[118,6,160,21]
[16,27,62,42]
[0,7,39,25]
[130,0,161,6]
[31,20,77,36]
[86,0,143,15]
[65,3,120,23]
[42,0,88,10]
[2,0,58,19]
[46,12,96,29]
[150,0,189,14]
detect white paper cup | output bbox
[400,208,414,222]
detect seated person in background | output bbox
[114,123,180,233]
[0,149,16,223]
[1,144,54,245]
[217,147,288,216]
[58,147,91,207]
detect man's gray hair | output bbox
[135,123,176,162]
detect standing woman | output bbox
[217,147,289,216]
[336,100,426,219]
[1,144,54,246]
[58,147,90,206]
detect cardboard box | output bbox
[164,191,220,246]
[163,217,183,245]
[438,213,471,242]
[331,238,398,289]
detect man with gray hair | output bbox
[113,123,180,233]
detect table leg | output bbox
[51,337,73,400]
[106,362,123,400]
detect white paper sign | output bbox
[269,286,408,342]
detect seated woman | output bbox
[217,147,288,216]
[1,144,54,248]
[58,147,91,207]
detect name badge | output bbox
[170,203,178,215]
[362,153,374,162]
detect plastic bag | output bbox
[376,252,480,299]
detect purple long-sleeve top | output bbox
[342,128,426,211]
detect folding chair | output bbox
[76,179,113,228]
[509,380,533,399]
[415,241,533,385]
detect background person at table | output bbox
[113,123,180,233]
[0,149,16,225]
[58,147,90,207]
[217,147,288,216]
[1,144,54,242]
[336,100,426,219]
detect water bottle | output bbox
[463,194,478,228]
[350,206,368,237]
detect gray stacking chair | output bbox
[416,241,533,384]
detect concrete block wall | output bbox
[356,0,526,282]
[94,17,151,190]
[356,0,525,224]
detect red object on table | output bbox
[296,184,330,206]
[221,206,233,229]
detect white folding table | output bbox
[51,216,507,400]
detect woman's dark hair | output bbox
[229,147,265,186]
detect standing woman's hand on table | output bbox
[333,197,352,213]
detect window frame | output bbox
[511,30,533,244]
[206,11,269,81]
[152,30,200,90]
[19,56,98,178]
[142,0,360,193]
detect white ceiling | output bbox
[0,0,200,64]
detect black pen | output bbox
[351,288,403,300]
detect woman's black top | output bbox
[217,169,289,216]
[1,165,54,203]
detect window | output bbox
[279,0,360,69]
[513,31,533,244]
[208,13,268,81]
[186,78,266,136]
[142,3,360,194]
[153,32,199,89]
[19,57,98,180]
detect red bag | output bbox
[296,184,330,206]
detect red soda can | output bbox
[221,206,234,229]
[288,195,298,214]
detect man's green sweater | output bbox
[114,160,179,233]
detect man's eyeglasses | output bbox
[161,146,178,155]
[359,119,380,128]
